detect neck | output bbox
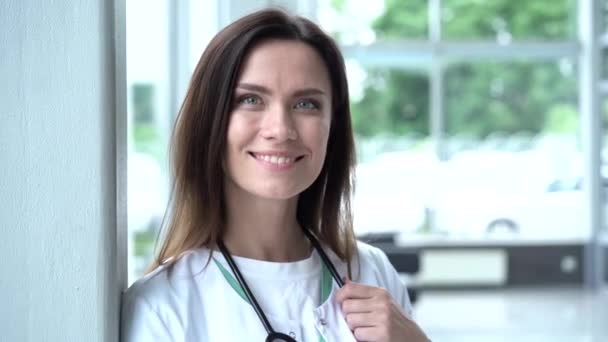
[222,183,311,262]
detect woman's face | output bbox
[224,39,332,200]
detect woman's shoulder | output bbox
[354,240,394,274]
[123,248,211,307]
[352,241,414,317]
[121,248,213,341]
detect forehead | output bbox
[236,39,332,93]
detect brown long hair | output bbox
[147,8,357,273]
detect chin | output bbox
[225,175,318,202]
[254,187,304,201]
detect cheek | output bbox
[320,117,331,149]
[226,115,256,151]
[224,118,247,172]
[308,120,331,159]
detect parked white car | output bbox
[431,150,599,240]
[432,180,585,239]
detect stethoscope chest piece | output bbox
[266,332,297,342]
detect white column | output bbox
[0,0,126,340]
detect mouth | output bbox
[248,152,306,167]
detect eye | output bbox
[294,99,319,110]
[236,94,263,106]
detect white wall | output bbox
[0,1,124,341]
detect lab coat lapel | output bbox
[315,282,357,342]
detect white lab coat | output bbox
[121,241,413,342]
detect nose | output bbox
[260,104,298,141]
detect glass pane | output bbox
[445,60,577,138]
[441,0,576,41]
[349,65,430,139]
[318,0,428,44]
[346,64,432,237]
[127,0,171,284]
[439,59,581,240]
[127,0,220,285]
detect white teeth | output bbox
[255,154,295,165]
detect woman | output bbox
[121,8,429,342]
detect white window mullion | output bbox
[578,0,604,289]
[429,0,446,160]
[168,0,191,122]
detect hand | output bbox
[335,280,429,342]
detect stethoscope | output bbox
[217,228,345,342]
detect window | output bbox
[126,0,220,285]
[126,0,603,286]
[323,0,583,242]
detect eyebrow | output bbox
[236,82,328,97]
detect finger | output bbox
[353,326,386,342]
[335,281,379,303]
[340,297,378,315]
[343,312,375,331]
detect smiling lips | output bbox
[249,152,305,169]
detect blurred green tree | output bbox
[335,0,579,139]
